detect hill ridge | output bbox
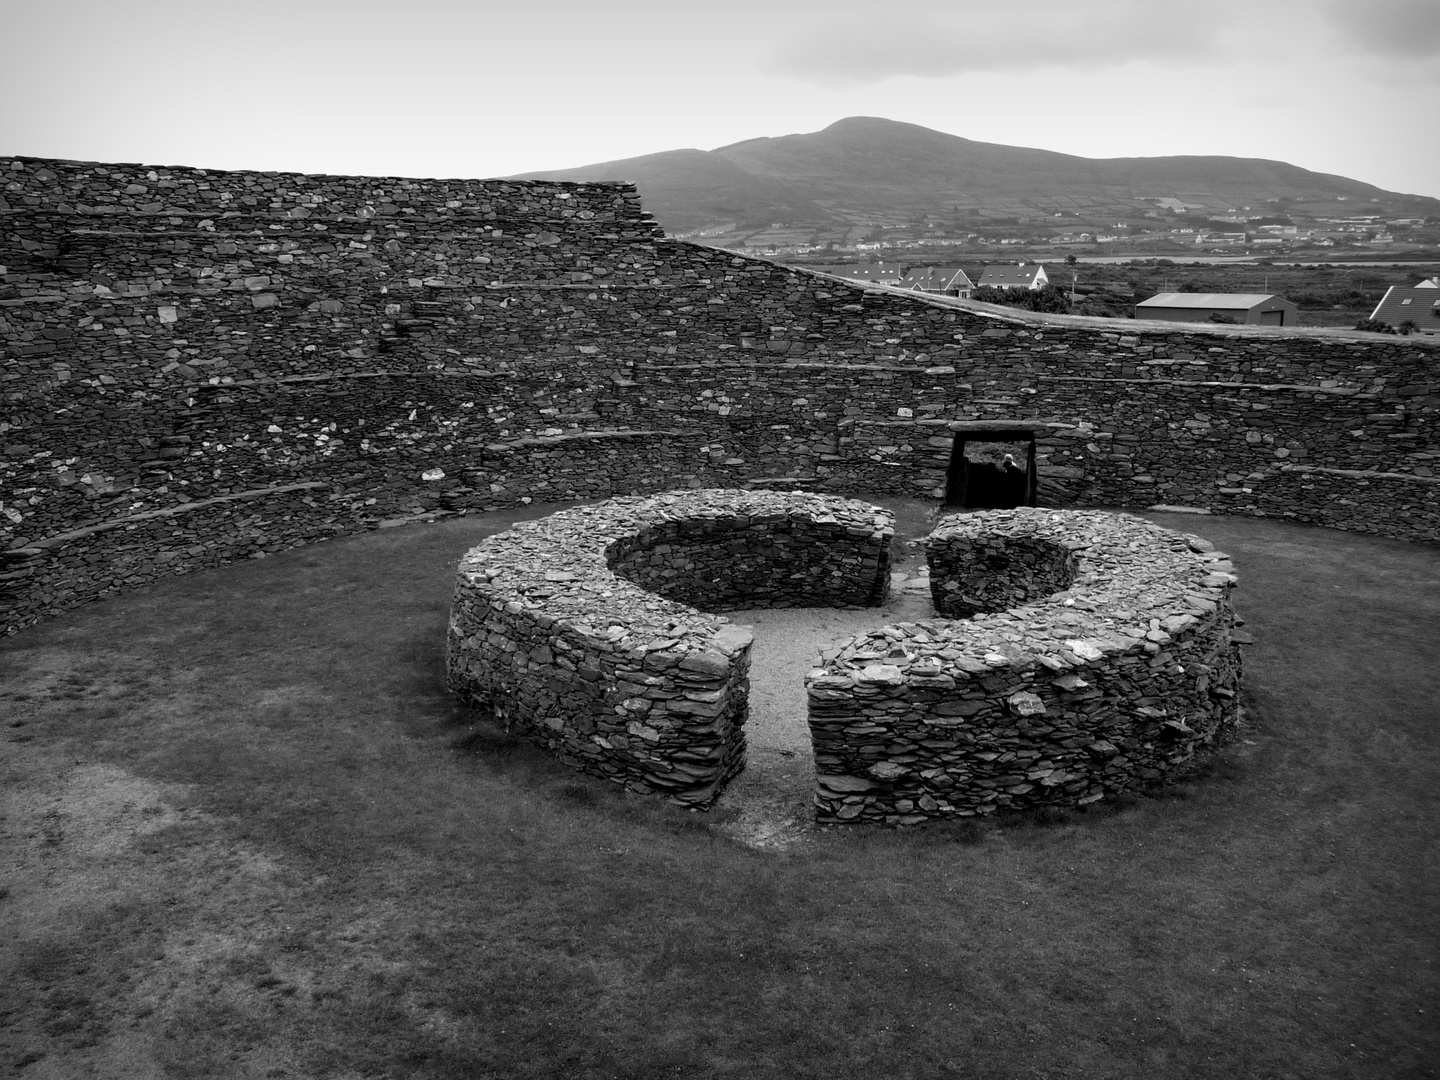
[511,116,1438,244]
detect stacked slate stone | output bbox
[926,528,1078,618]
[447,489,893,806]
[5,154,1436,641]
[609,499,891,610]
[807,508,1243,825]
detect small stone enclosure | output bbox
[447,492,1242,822]
[809,508,1242,824]
[445,490,893,806]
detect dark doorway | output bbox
[945,433,1036,508]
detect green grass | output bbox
[1,506,1437,1079]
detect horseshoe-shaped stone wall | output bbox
[807,508,1243,824]
[445,490,894,806]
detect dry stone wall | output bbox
[3,154,1437,636]
[608,499,890,611]
[927,530,1079,618]
[807,509,1242,825]
[445,490,893,805]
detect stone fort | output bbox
[3,157,1438,638]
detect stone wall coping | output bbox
[1280,463,1440,485]
[786,261,1440,349]
[808,508,1243,823]
[3,154,639,192]
[930,420,1057,433]
[456,489,894,652]
[1037,374,1369,395]
[6,481,329,553]
[819,508,1235,677]
[483,430,683,451]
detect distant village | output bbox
[792,259,1440,336]
[776,210,1432,255]
[677,196,1440,264]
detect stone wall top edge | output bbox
[896,508,1234,662]
[467,489,893,548]
[455,489,894,651]
[911,290,1440,349]
[3,155,640,193]
[460,489,894,582]
[720,252,1440,350]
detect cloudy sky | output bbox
[4,0,1437,198]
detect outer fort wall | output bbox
[3,156,1438,635]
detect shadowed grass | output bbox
[0,506,1436,1079]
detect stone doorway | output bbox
[944,424,1039,509]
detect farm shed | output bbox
[1134,292,1299,326]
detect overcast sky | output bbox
[4,0,1437,198]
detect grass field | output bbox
[789,255,1440,328]
[2,504,1437,1079]
[1069,261,1440,328]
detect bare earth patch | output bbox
[715,555,937,848]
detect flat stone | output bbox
[1008,691,1047,716]
[934,699,985,717]
[858,664,904,685]
[868,762,910,781]
[678,650,730,677]
[712,624,754,654]
[1064,639,1105,661]
[817,774,878,793]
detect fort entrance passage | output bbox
[944,421,1044,509]
[445,490,893,807]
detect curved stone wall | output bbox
[445,490,893,805]
[926,529,1079,619]
[4,155,1435,641]
[807,509,1242,825]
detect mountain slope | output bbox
[510,147,838,232]
[513,116,1438,237]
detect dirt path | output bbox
[712,505,940,848]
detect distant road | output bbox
[1071,255,1439,267]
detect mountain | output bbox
[512,117,1440,241]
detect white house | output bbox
[978,263,1048,290]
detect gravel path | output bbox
[711,498,940,847]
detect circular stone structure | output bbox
[807,508,1243,825]
[445,490,894,806]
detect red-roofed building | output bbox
[1368,278,1440,335]
[804,262,906,287]
[896,267,974,297]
